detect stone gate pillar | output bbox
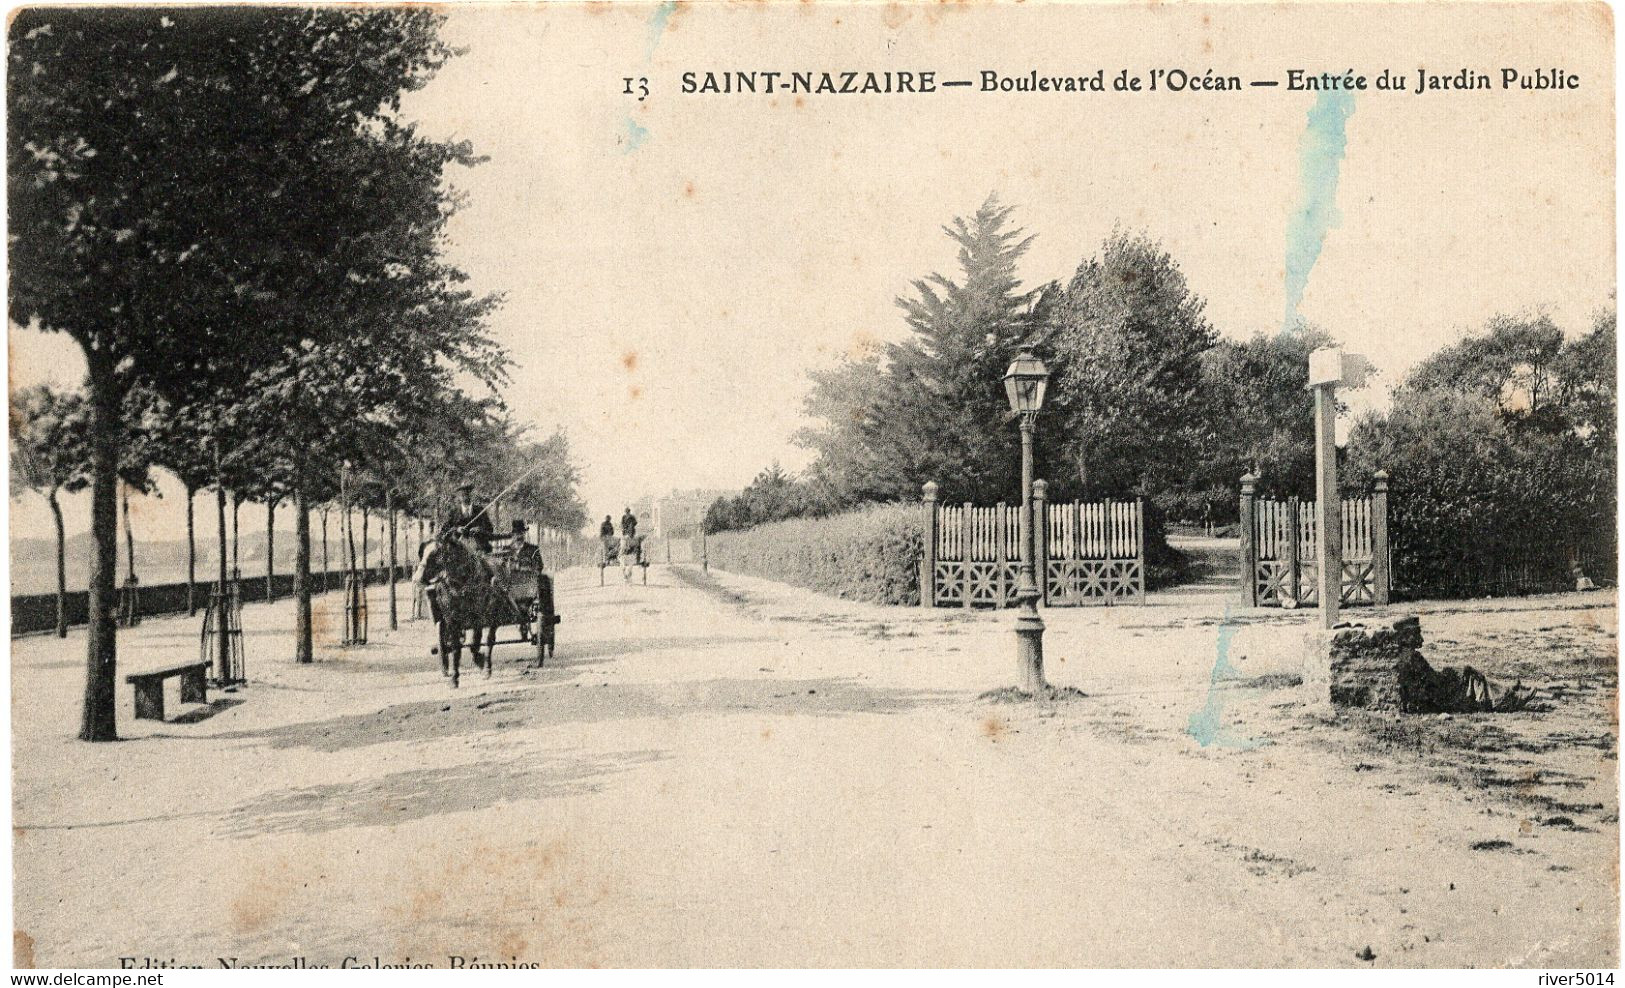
[921,482,939,608]
[1238,473,1258,607]
[1372,470,1391,606]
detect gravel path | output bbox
[11,567,1617,967]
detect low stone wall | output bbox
[11,565,410,637]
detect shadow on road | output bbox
[211,676,955,754]
[169,696,247,724]
[559,632,779,661]
[218,747,669,837]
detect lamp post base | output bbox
[1015,599,1046,693]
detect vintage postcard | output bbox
[5,0,1618,971]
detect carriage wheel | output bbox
[535,574,551,669]
[539,604,552,666]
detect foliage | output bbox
[9,385,88,500]
[703,463,833,534]
[704,503,925,606]
[790,217,1265,529]
[1184,323,1335,517]
[1037,230,1217,501]
[1346,310,1616,597]
[490,426,589,533]
[7,7,513,735]
[1406,314,1565,420]
[795,195,1047,505]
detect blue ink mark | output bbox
[646,1,677,58]
[1186,605,1266,749]
[620,116,649,154]
[1282,89,1356,335]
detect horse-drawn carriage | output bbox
[600,533,651,585]
[417,530,560,687]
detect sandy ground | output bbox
[10,558,1618,968]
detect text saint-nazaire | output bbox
[682,70,938,94]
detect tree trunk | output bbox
[121,479,136,583]
[294,488,313,664]
[215,484,228,591]
[387,492,398,631]
[185,485,197,616]
[231,494,241,580]
[321,508,329,593]
[361,507,370,584]
[265,498,276,602]
[49,488,67,638]
[345,499,357,576]
[79,353,120,742]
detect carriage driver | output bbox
[442,482,495,552]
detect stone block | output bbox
[1301,615,1423,711]
[1331,615,1422,710]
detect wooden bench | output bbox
[125,662,209,721]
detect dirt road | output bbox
[11,564,1617,967]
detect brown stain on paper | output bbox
[229,874,280,935]
[14,929,35,969]
[311,595,335,641]
[380,837,610,967]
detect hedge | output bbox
[704,503,924,606]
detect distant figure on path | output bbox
[620,507,638,540]
[599,515,616,566]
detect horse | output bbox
[619,534,637,581]
[415,536,506,688]
[602,533,644,575]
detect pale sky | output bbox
[8,0,1616,544]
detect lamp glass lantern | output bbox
[1003,350,1049,414]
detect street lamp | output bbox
[1004,348,1049,692]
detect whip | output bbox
[458,459,554,530]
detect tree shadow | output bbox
[212,676,953,754]
[168,696,246,724]
[558,632,778,661]
[216,747,670,838]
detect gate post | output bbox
[961,501,974,610]
[1033,480,1049,606]
[921,482,939,608]
[1135,496,1147,603]
[1286,495,1302,607]
[1238,473,1258,606]
[994,501,1008,608]
[1372,470,1391,605]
